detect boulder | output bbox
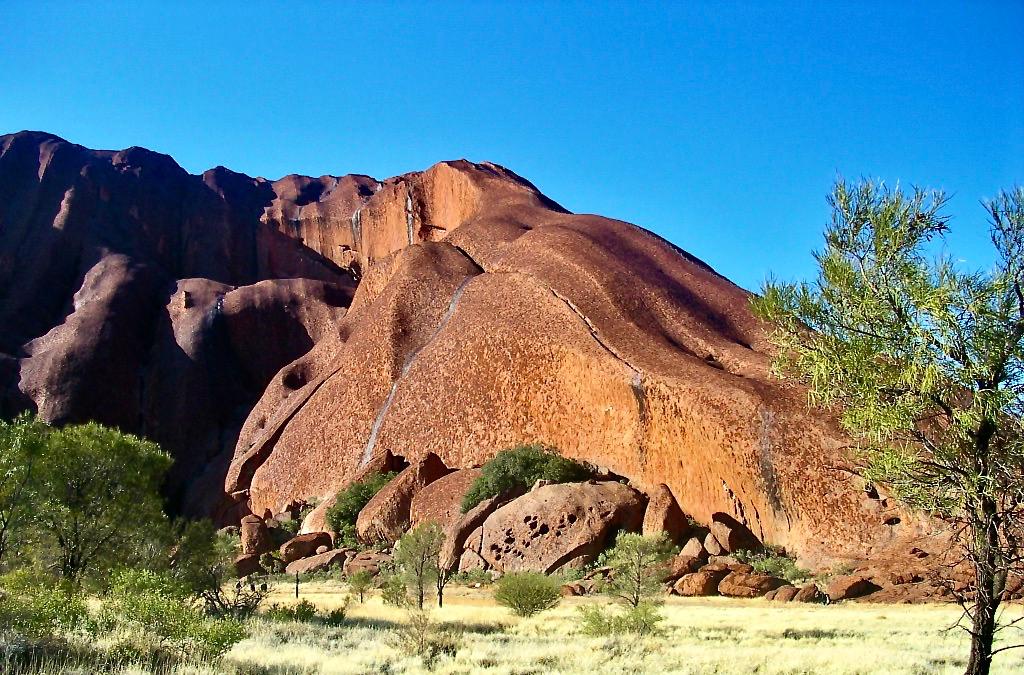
[641,483,690,545]
[355,453,451,544]
[240,515,271,555]
[315,545,329,555]
[477,481,646,573]
[672,569,729,596]
[717,572,787,598]
[773,585,800,602]
[280,532,333,563]
[664,554,702,581]
[440,488,523,573]
[410,467,483,530]
[709,513,762,553]
[217,526,240,538]
[343,550,392,577]
[703,560,752,574]
[285,549,348,575]
[680,535,708,561]
[234,553,266,577]
[704,531,725,557]
[794,584,825,603]
[826,575,882,601]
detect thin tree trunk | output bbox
[966,498,1001,675]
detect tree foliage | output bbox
[394,521,445,609]
[324,471,397,548]
[601,532,674,608]
[30,422,172,583]
[0,414,47,570]
[752,180,1024,675]
[461,444,591,513]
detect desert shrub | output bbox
[380,572,410,607]
[263,596,352,626]
[578,601,665,636]
[100,568,245,660]
[451,568,493,585]
[461,444,591,512]
[734,548,810,583]
[394,522,447,609]
[347,569,374,602]
[392,609,462,668]
[493,572,561,617]
[0,570,87,640]
[324,472,397,548]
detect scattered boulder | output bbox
[703,560,752,574]
[773,585,800,602]
[704,531,725,557]
[315,545,329,555]
[718,572,787,598]
[664,554,702,581]
[680,535,708,562]
[794,584,825,603]
[709,513,762,553]
[217,526,240,538]
[240,515,271,555]
[410,467,482,530]
[343,550,392,577]
[280,532,333,563]
[458,549,488,572]
[476,480,646,573]
[641,484,690,545]
[234,553,266,577]
[285,549,348,575]
[826,575,882,601]
[672,568,730,596]
[356,453,451,544]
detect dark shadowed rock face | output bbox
[0,131,944,572]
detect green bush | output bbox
[347,569,374,602]
[263,596,352,626]
[493,572,561,617]
[325,472,397,548]
[100,569,245,660]
[380,572,410,607]
[0,571,87,640]
[578,601,665,636]
[461,444,591,512]
[734,548,810,583]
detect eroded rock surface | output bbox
[472,481,646,573]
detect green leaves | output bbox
[461,444,591,513]
[752,179,1024,517]
[325,471,398,548]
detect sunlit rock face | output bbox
[0,131,925,565]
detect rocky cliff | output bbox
[0,131,931,566]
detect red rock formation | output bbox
[355,453,451,544]
[410,468,482,530]
[0,131,942,574]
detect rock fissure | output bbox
[359,272,479,468]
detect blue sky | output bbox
[2,1,1022,291]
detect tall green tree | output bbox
[33,422,172,583]
[753,180,1024,675]
[0,414,48,570]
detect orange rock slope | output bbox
[223,158,928,566]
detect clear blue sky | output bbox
[2,1,1022,291]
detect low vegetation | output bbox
[735,547,811,584]
[493,571,562,617]
[324,471,398,549]
[461,443,592,512]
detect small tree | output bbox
[170,519,267,618]
[493,571,561,617]
[32,422,172,583]
[602,532,674,607]
[461,444,591,512]
[394,522,444,609]
[0,414,47,570]
[753,181,1024,675]
[347,569,373,603]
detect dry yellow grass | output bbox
[216,580,1024,674]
